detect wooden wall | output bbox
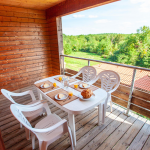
[47,17,60,76]
[0,5,60,93]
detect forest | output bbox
[63,26,150,68]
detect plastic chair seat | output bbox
[35,114,63,141]
[23,101,44,119]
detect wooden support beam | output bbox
[46,0,119,19]
[0,130,5,150]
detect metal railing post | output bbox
[125,69,137,116]
[88,60,90,66]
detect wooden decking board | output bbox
[97,113,138,150]
[125,120,150,150]
[47,108,101,150]
[142,136,150,150]
[82,107,127,150]
[0,85,150,150]
[112,116,147,150]
[67,105,121,150]
[55,106,114,150]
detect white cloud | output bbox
[95,19,110,23]
[88,15,98,18]
[73,14,85,18]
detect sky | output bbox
[62,0,150,35]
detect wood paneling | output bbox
[46,0,119,19]
[0,0,65,10]
[0,5,54,93]
[48,17,60,76]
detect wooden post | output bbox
[0,130,5,150]
[56,17,64,75]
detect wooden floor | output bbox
[0,85,150,150]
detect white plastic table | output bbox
[34,75,107,147]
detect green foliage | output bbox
[63,26,150,68]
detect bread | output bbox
[82,83,88,88]
[43,83,49,88]
[58,94,64,99]
[81,89,93,99]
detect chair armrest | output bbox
[32,119,67,133]
[16,101,51,115]
[8,90,36,101]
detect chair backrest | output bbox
[80,66,97,82]
[1,89,36,105]
[10,104,32,130]
[97,70,120,93]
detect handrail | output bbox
[60,54,150,71]
[61,54,150,116]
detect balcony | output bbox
[0,0,150,149]
[0,55,150,150]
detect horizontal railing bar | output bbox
[61,54,150,71]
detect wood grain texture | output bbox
[48,17,60,76]
[0,5,57,93]
[0,0,65,10]
[0,85,150,150]
[46,0,119,19]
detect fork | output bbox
[63,96,71,102]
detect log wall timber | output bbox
[47,17,60,76]
[0,5,54,93]
[46,0,119,19]
[65,68,150,118]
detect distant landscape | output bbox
[63,26,150,70]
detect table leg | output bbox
[98,104,104,125]
[68,113,76,147]
[37,88,42,100]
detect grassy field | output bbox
[64,52,110,71]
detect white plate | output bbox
[40,84,51,89]
[78,93,95,101]
[79,84,90,89]
[55,93,68,100]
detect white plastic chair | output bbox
[1,89,46,139]
[71,66,97,83]
[90,70,120,122]
[10,103,74,150]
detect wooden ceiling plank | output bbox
[46,0,119,19]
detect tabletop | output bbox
[34,75,107,115]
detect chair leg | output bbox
[68,127,74,150]
[110,100,113,113]
[25,127,30,140]
[39,141,47,150]
[31,133,35,149]
[20,123,22,128]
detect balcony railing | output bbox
[60,54,150,118]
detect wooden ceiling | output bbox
[0,0,66,10]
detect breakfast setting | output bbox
[35,75,99,106]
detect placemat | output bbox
[54,76,77,83]
[47,88,78,106]
[35,80,59,93]
[70,81,99,92]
